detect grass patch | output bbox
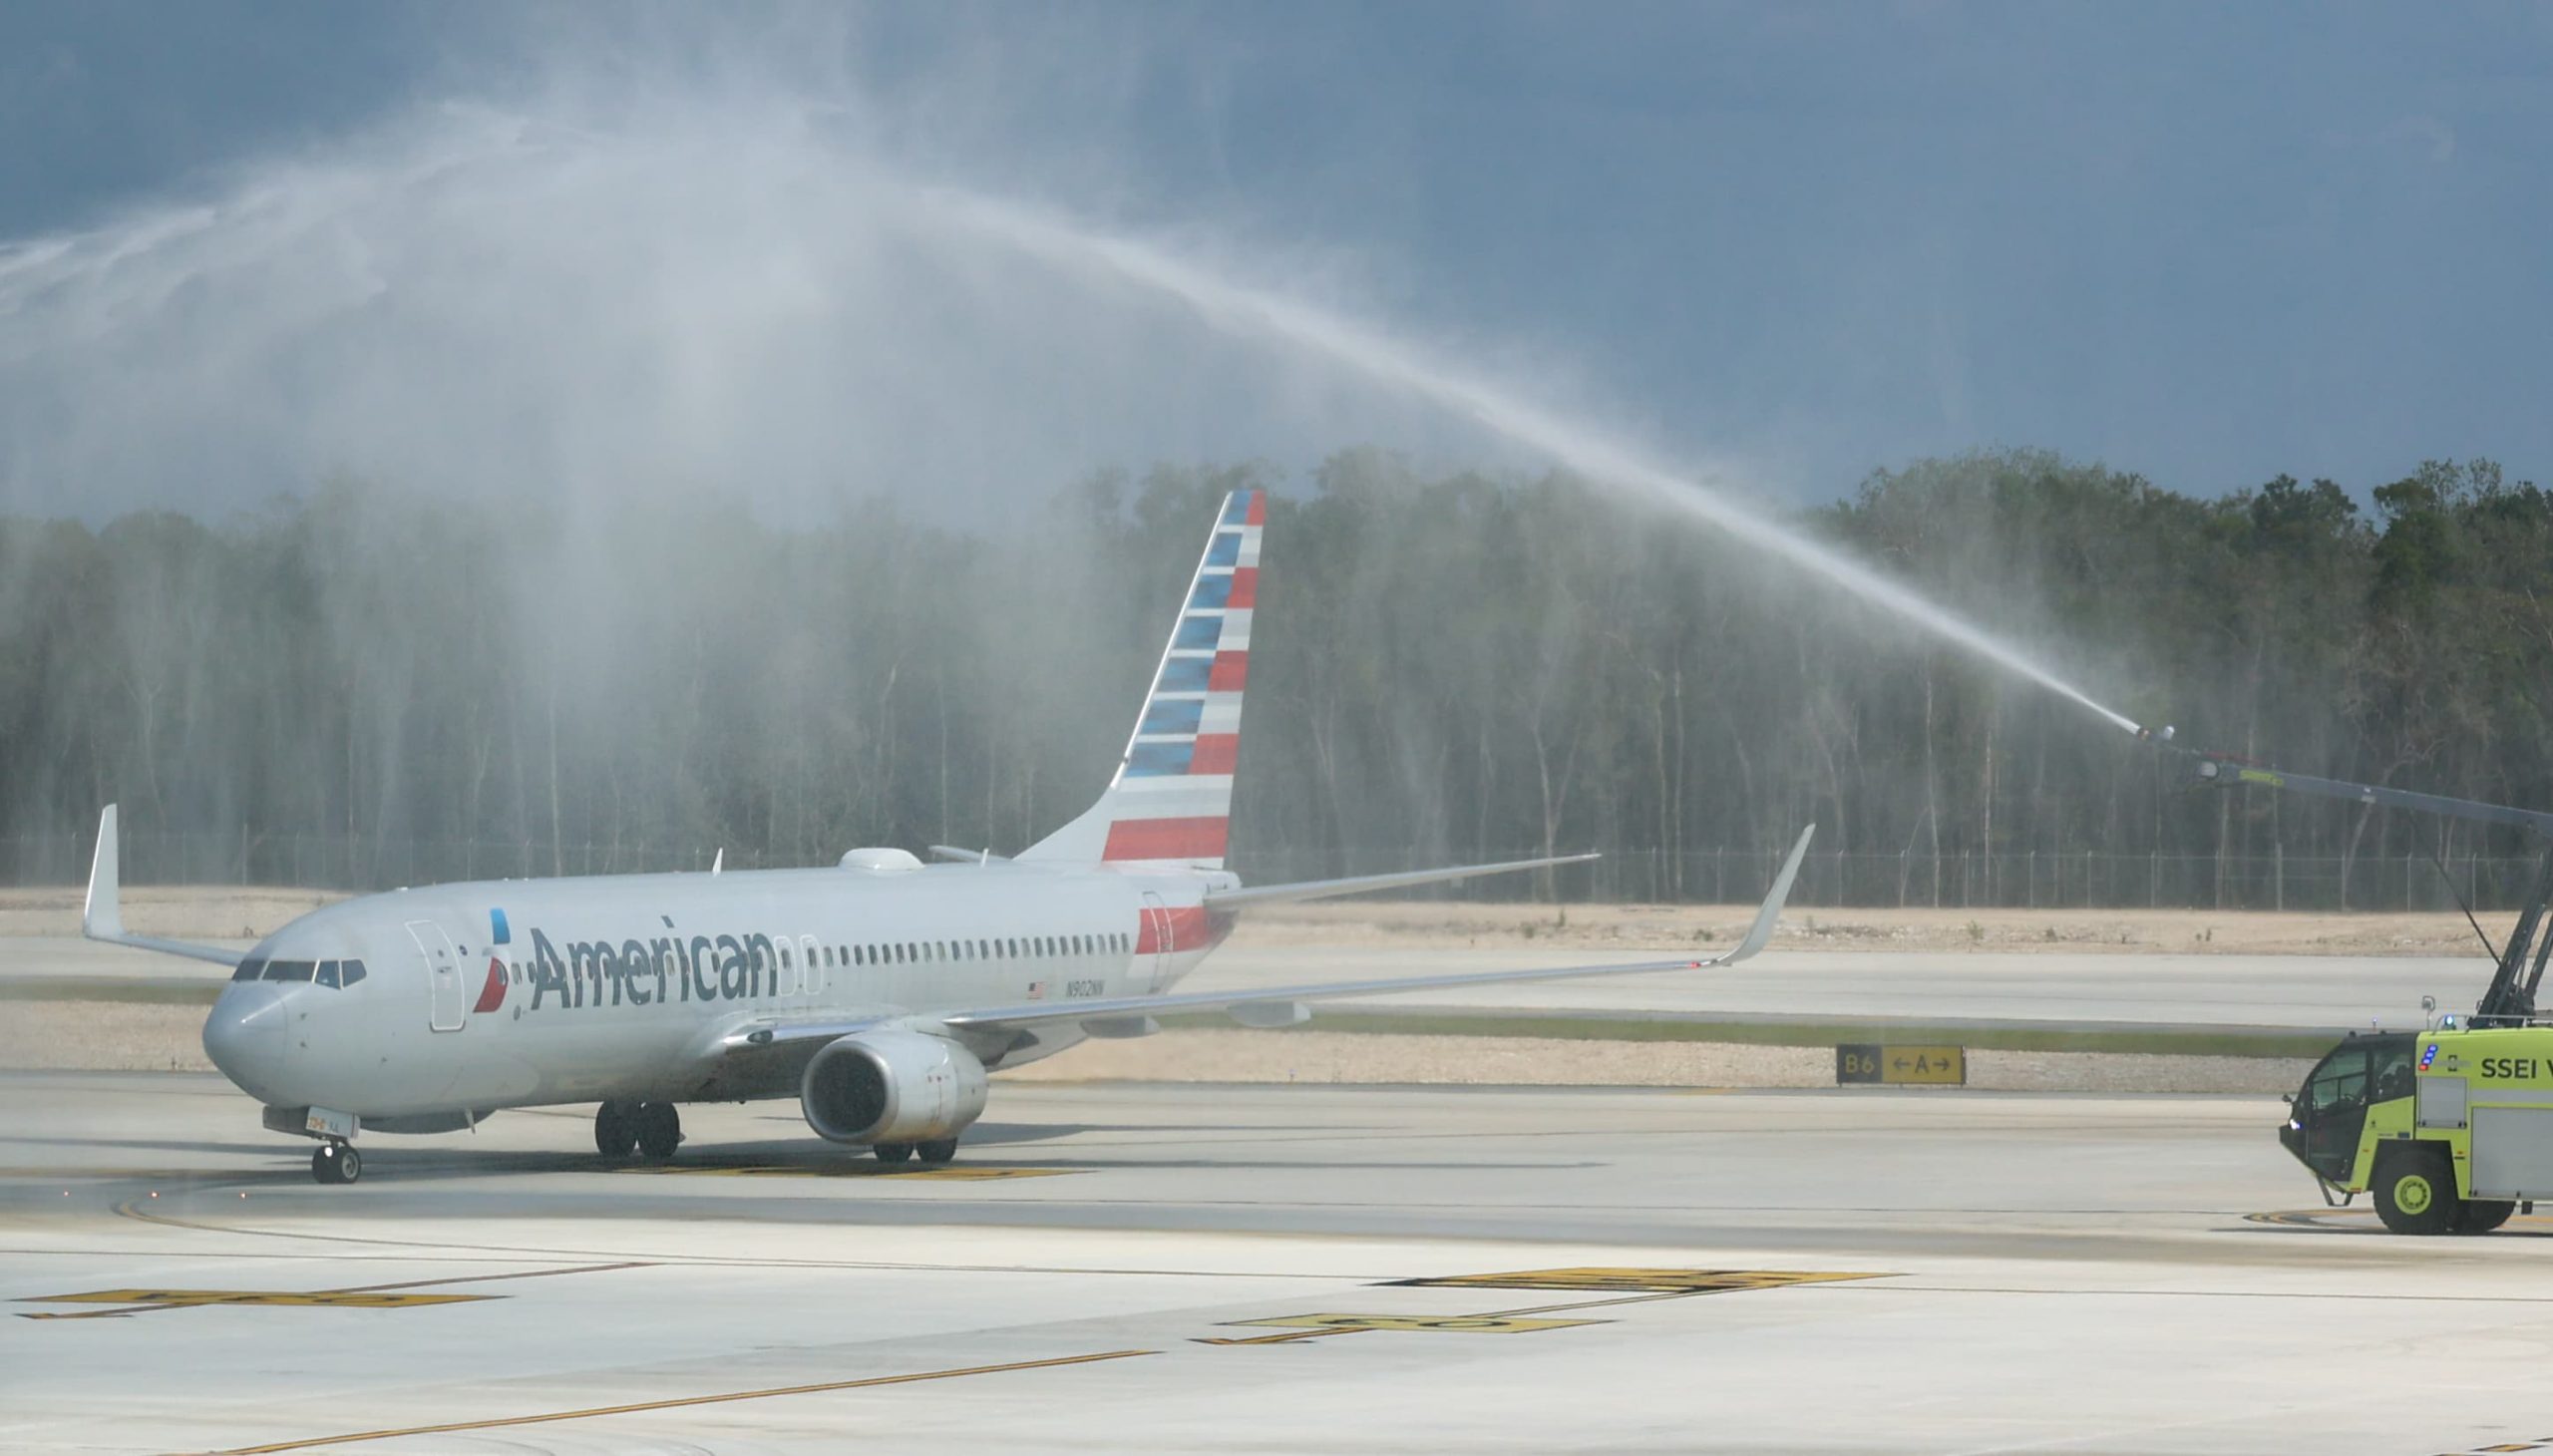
[0,977,223,1006]
[1156,1009,2333,1059]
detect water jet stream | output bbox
[923,186,2144,739]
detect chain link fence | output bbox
[3,830,2541,912]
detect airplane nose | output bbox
[202,983,288,1099]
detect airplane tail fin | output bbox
[1020,488,1265,871]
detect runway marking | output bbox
[20,1287,496,1316]
[205,1348,1159,1454]
[1215,1312,1604,1340]
[1387,1268,1888,1294]
[1198,1270,1885,1346]
[16,1261,650,1320]
[609,1162,1079,1180]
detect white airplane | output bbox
[82,489,1814,1184]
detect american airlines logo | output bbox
[511,922,798,1011]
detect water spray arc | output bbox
[920,186,2146,740]
[0,98,2144,746]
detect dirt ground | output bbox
[1232,900,2488,956]
[0,886,343,941]
[0,884,2489,955]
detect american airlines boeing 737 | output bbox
[82,489,1813,1184]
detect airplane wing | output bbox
[951,828,1807,1031]
[81,805,245,967]
[721,826,1812,1053]
[1201,852,1599,909]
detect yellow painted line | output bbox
[1195,1327,1340,1345]
[209,1349,1159,1454]
[610,1164,1078,1181]
[1197,1269,1891,1349]
[1389,1268,1890,1294]
[23,1289,493,1318]
[1228,1312,1604,1334]
[321,1261,655,1294]
[17,1261,650,1320]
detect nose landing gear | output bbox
[311,1142,361,1185]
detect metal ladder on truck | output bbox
[2179,749,2553,1026]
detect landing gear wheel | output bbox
[2373,1147,2458,1235]
[634,1102,682,1161]
[311,1143,361,1185]
[872,1143,914,1164]
[2456,1198,2517,1234]
[594,1101,639,1158]
[915,1139,958,1166]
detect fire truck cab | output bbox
[2281,1026,2553,1234]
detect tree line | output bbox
[3,449,2547,906]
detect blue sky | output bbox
[4,2,2549,510]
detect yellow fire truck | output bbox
[2281,1027,2551,1233]
[2187,750,2553,1234]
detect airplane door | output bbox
[1139,893,1175,991]
[407,919,465,1032]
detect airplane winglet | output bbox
[79,804,242,967]
[1723,824,1815,964]
[84,804,124,940]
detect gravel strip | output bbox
[997,1029,2310,1094]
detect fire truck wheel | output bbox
[2455,1198,2516,1234]
[2372,1147,2458,1235]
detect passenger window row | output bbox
[302,929,1136,991]
[816,931,1128,969]
[230,958,367,988]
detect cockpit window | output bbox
[340,959,367,986]
[262,960,316,982]
[315,960,340,988]
[231,958,267,982]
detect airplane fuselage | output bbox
[205,860,1236,1121]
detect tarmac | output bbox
[7,1071,2553,1455]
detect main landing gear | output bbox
[311,1142,361,1185]
[873,1139,959,1166]
[595,1100,682,1161]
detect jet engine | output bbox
[799,1028,989,1146]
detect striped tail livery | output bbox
[1020,489,1264,870]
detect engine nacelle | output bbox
[799,1028,989,1146]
